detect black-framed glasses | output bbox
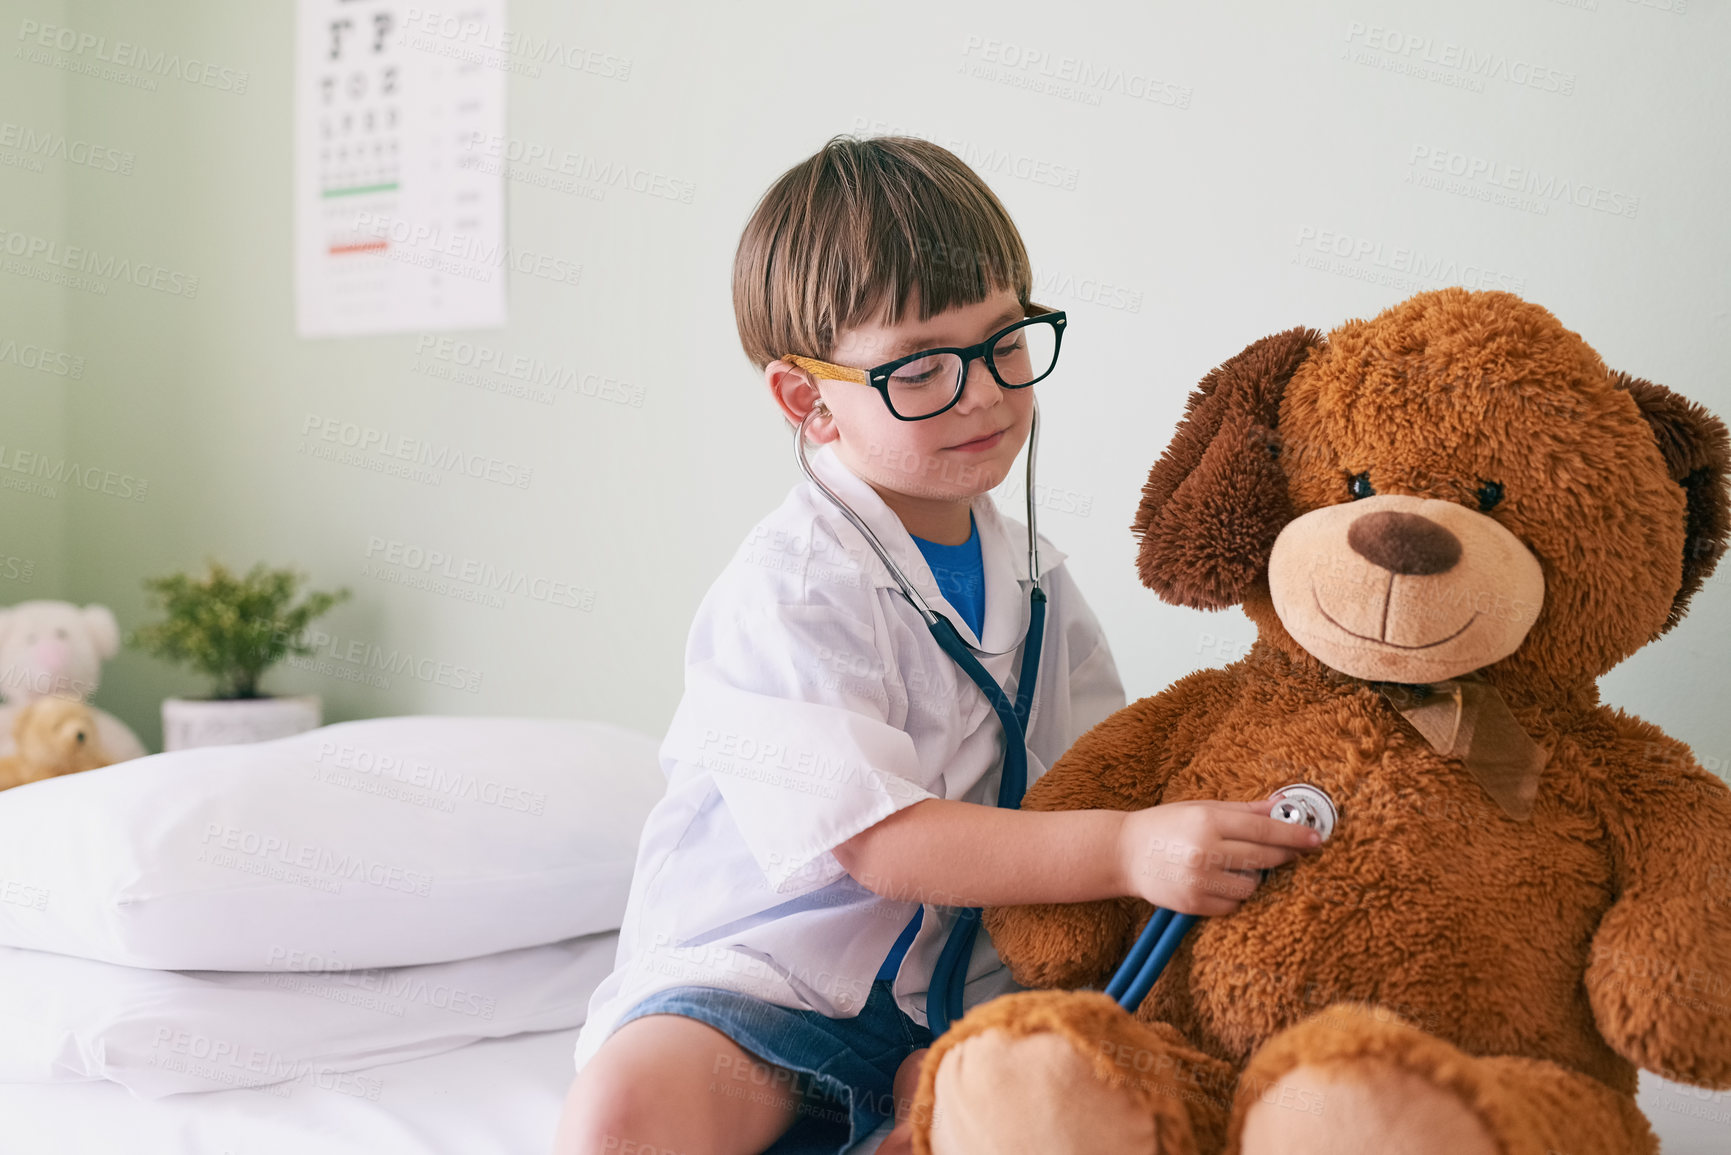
[784,306,1067,421]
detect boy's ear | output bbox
[1131,327,1323,610]
[766,358,825,432]
[1613,371,1731,636]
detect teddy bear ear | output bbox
[1614,372,1731,635]
[1131,327,1323,610]
[80,604,122,660]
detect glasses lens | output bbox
[989,319,1058,387]
[886,352,966,418]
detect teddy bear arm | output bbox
[1020,666,1237,816]
[983,896,1141,990]
[1583,748,1731,1089]
[984,670,1238,989]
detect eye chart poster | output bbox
[294,0,507,337]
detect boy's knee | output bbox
[558,1066,669,1155]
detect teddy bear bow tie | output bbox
[1329,669,1553,821]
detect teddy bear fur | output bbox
[0,600,146,762]
[0,695,116,790]
[909,288,1731,1154]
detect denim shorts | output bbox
[611,979,932,1153]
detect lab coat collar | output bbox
[806,441,1066,653]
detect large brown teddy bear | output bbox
[908,288,1731,1154]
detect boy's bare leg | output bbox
[553,1014,804,1155]
[875,1047,929,1155]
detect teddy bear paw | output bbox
[910,991,1228,1155]
[1237,1060,1497,1155]
[923,1026,1155,1155]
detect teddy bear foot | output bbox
[1227,1003,1659,1155]
[925,1027,1155,1154]
[1238,1060,1496,1155]
[910,991,1234,1155]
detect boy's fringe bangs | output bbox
[735,135,1033,371]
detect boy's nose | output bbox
[955,356,1002,409]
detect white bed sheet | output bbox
[0,1023,894,1155]
[0,1027,1713,1153]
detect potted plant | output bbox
[128,559,352,751]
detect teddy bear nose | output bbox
[1346,510,1462,575]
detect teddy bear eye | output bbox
[1347,471,1374,500]
[1477,480,1504,512]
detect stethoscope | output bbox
[1104,784,1339,1013]
[793,406,1341,1033]
[794,400,1048,1037]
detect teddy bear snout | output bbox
[1267,494,1546,683]
[1347,511,1462,576]
[30,638,71,673]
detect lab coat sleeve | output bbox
[660,591,936,896]
[1068,632,1127,743]
[1056,561,1128,748]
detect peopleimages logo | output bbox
[350,212,584,286]
[362,536,598,612]
[0,228,199,296]
[1405,145,1639,219]
[398,7,631,80]
[280,626,485,694]
[312,739,548,815]
[846,117,1081,192]
[299,414,535,490]
[1342,21,1576,95]
[957,36,1193,110]
[197,822,434,897]
[412,335,645,407]
[0,121,133,174]
[0,335,84,377]
[461,133,696,204]
[1292,225,1527,294]
[0,444,147,500]
[15,19,250,93]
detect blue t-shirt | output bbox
[911,510,986,639]
[873,510,986,981]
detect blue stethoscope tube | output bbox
[791,408,1337,1032]
[792,401,1051,1039]
[1103,907,1197,1011]
[921,591,1045,1037]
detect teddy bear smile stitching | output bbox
[1309,578,1481,649]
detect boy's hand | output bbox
[1114,798,1322,917]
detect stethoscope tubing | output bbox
[1103,785,1338,1015]
[921,593,1045,1036]
[1106,908,1199,1013]
[792,399,1045,648]
[789,399,1050,1037]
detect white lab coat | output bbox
[572,441,1127,1072]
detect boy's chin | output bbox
[872,474,1005,505]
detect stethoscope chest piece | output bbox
[1268,783,1338,843]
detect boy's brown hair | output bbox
[733,135,1034,373]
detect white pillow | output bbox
[0,716,664,969]
[0,930,620,1096]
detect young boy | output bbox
[555,136,1318,1155]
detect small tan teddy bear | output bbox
[0,695,116,791]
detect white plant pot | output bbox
[161,694,323,752]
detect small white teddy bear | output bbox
[0,600,147,762]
